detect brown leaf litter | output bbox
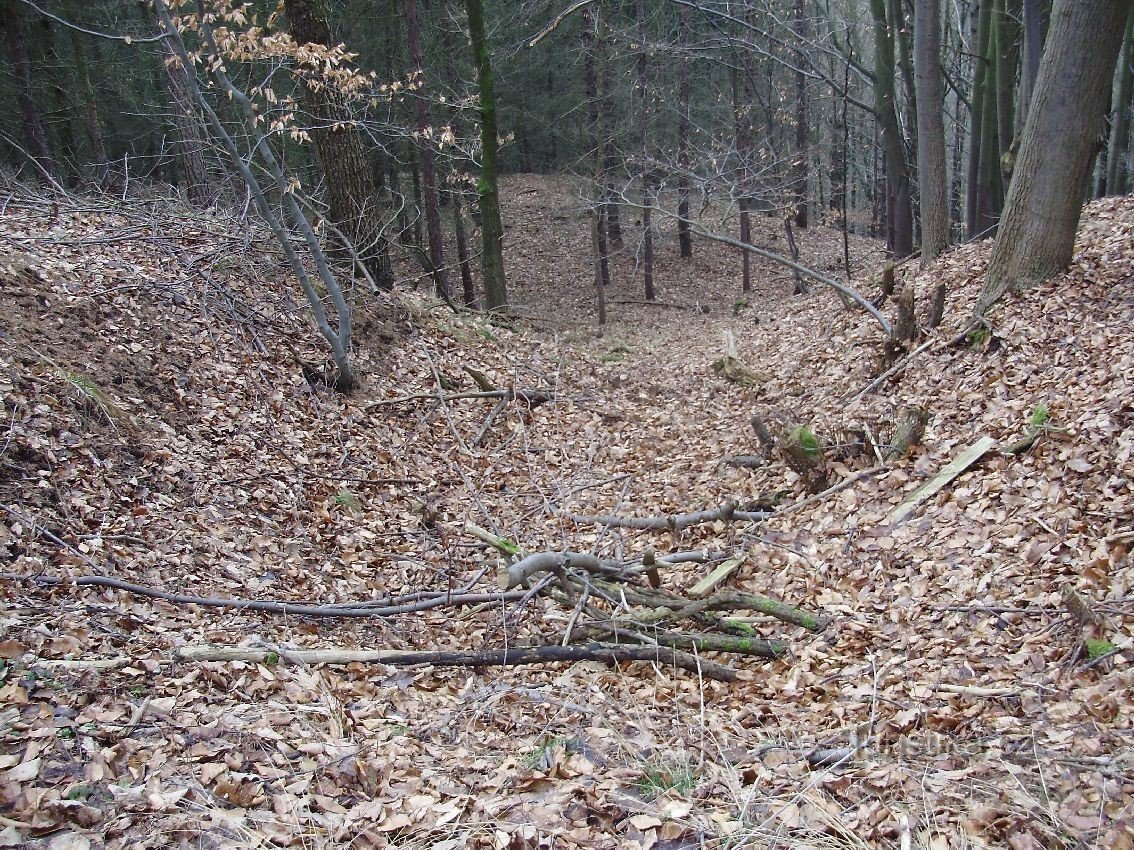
[0,176,1131,849]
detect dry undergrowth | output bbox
[0,176,1131,849]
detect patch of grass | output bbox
[1085,638,1116,660]
[334,490,362,512]
[523,736,565,771]
[636,758,697,800]
[33,348,133,430]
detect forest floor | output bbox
[0,175,1131,850]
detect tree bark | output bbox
[914,0,950,264]
[284,0,393,289]
[637,0,656,301]
[159,28,212,206]
[466,0,509,309]
[583,7,607,327]
[677,4,693,258]
[0,0,58,181]
[977,0,1129,316]
[405,0,449,299]
[792,0,809,228]
[870,0,914,257]
[1106,7,1134,195]
[68,23,108,184]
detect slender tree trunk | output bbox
[1018,0,1050,126]
[453,190,476,306]
[0,0,57,181]
[978,0,1128,315]
[636,0,655,301]
[1106,7,1134,195]
[994,0,1020,178]
[405,0,449,299]
[408,144,424,248]
[792,0,809,228]
[870,0,914,257]
[677,4,693,258]
[284,0,392,289]
[466,0,508,309]
[914,0,950,265]
[966,0,992,237]
[583,8,607,328]
[39,18,74,181]
[731,52,754,294]
[890,0,918,170]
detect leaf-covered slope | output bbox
[0,181,1130,849]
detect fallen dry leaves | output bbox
[0,176,1131,849]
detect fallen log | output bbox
[174,642,738,681]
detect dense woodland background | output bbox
[2,0,1131,332]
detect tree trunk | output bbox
[405,0,449,299]
[677,4,693,259]
[0,0,58,181]
[994,0,1020,182]
[38,18,74,181]
[637,0,655,302]
[284,0,392,289]
[966,0,993,238]
[583,8,607,328]
[792,0,809,228]
[914,0,950,264]
[158,29,211,206]
[466,0,508,309]
[870,0,914,257]
[1106,7,1134,195]
[68,24,108,184]
[977,0,1129,316]
[1018,0,1050,126]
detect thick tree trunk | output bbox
[284,0,392,289]
[405,0,449,299]
[466,0,508,309]
[914,0,950,264]
[1,0,58,181]
[160,37,212,206]
[966,0,993,238]
[978,0,1129,315]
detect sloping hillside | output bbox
[1,178,1130,849]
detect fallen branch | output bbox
[174,642,737,681]
[594,580,827,631]
[2,573,527,618]
[886,435,998,524]
[498,550,622,590]
[609,298,689,309]
[564,500,771,532]
[578,624,788,659]
[364,387,553,409]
